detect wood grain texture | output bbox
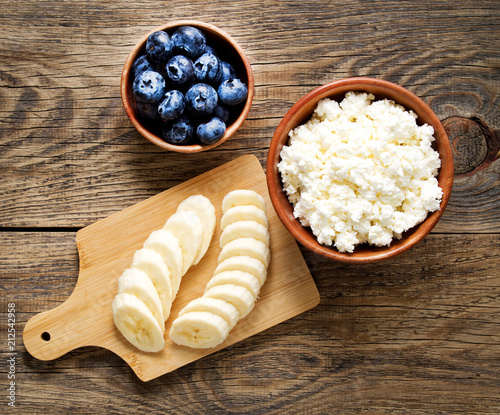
[1,0,499,413]
[0,0,498,230]
[1,232,499,413]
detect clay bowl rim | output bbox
[120,20,254,153]
[266,77,454,264]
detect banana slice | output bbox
[221,205,268,230]
[222,189,266,213]
[218,237,270,268]
[143,229,183,297]
[117,268,165,332]
[169,311,230,349]
[214,255,267,286]
[220,220,270,248]
[203,284,255,319]
[178,297,240,329]
[112,293,165,353]
[177,195,216,266]
[163,210,203,275]
[131,248,173,321]
[205,270,261,299]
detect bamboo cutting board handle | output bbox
[23,292,100,361]
[23,260,118,360]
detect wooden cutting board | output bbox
[23,155,320,381]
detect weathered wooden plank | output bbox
[1,231,498,413]
[0,1,499,230]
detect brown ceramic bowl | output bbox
[121,20,254,153]
[267,78,454,263]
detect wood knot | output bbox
[442,116,500,175]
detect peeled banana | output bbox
[178,297,240,330]
[143,229,183,297]
[218,237,270,268]
[131,248,173,321]
[214,256,268,286]
[117,268,165,331]
[203,284,255,319]
[221,205,268,230]
[220,220,270,247]
[163,210,203,275]
[177,195,216,266]
[169,311,230,349]
[205,270,261,299]
[221,189,266,214]
[112,293,165,353]
[112,195,215,353]
[169,189,271,349]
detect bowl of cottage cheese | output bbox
[266,78,454,263]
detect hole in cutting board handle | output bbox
[41,332,51,341]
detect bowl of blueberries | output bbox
[121,21,254,152]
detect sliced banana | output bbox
[112,194,219,353]
[177,195,216,266]
[205,270,261,299]
[163,210,203,275]
[112,293,165,353]
[131,248,173,321]
[203,284,255,319]
[222,189,266,213]
[220,220,270,248]
[117,268,165,332]
[169,311,230,349]
[143,229,183,298]
[168,189,271,350]
[218,237,270,268]
[221,205,268,230]
[178,297,240,329]
[214,255,267,286]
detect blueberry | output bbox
[213,104,230,123]
[135,101,160,120]
[158,90,185,121]
[171,26,206,58]
[196,117,226,144]
[163,117,194,145]
[203,45,216,56]
[218,78,248,105]
[194,53,221,83]
[146,31,173,63]
[185,83,218,116]
[132,55,153,79]
[215,61,236,84]
[165,55,195,87]
[132,70,166,103]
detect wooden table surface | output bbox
[1,0,499,413]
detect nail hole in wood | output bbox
[41,332,51,341]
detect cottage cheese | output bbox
[277,91,443,253]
